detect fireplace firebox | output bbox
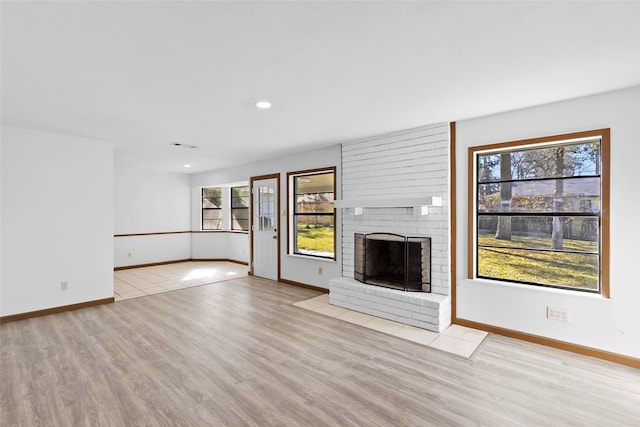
[354,233,431,292]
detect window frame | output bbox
[201,187,223,231]
[287,167,337,260]
[467,129,610,297]
[230,186,250,231]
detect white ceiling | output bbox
[2,1,639,174]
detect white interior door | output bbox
[252,177,278,280]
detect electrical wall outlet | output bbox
[318,267,323,275]
[127,252,132,258]
[60,281,68,291]
[547,306,570,322]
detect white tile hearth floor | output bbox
[114,261,248,301]
[293,294,489,359]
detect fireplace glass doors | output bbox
[354,233,431,292]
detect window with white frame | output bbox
[470,129,609,295]
[288,168,336,259]
[202,187,222,230]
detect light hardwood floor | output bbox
[2,275,639,426]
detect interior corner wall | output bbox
[455,86,640,358]
[0,133,3,300]
[191,232,250,264]
[0,125,114,316]
[114,162,191,267]
[190,185,250,264]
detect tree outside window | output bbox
[471,129,609,294]
[202,187,222,230]
[289,168,336,259]
[231,186,249,231]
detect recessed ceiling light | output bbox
[255,101,272,109]
[184,164,192,168]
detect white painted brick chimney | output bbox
[330,122,451,332]
[341,123,450,295]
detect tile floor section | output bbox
[294,294,489,359]
[114,261,249,301]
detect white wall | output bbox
[114,234,191,267]
[455,86,640,358]
[114,161,191,267]
[0,133,3,304]
[1,126,114,316]
[192,144,342,288]
[191,231,249,263]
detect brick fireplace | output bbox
[354,232,431,292]
[330,123,451,333]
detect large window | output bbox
[231,186,249,231]
[470,129,609,295]
[202,187,222,230]
[289,168,336,259]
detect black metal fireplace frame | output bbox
[354,232,431,292]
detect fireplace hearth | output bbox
[354,233,431,292]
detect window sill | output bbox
[461,278,609,300]
[193,230,249,234]
[286,253,337,263]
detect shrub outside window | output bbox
[202,187,222,230]
[231,186,249,231]
[289,168,336,259]
[470,129,609,294]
